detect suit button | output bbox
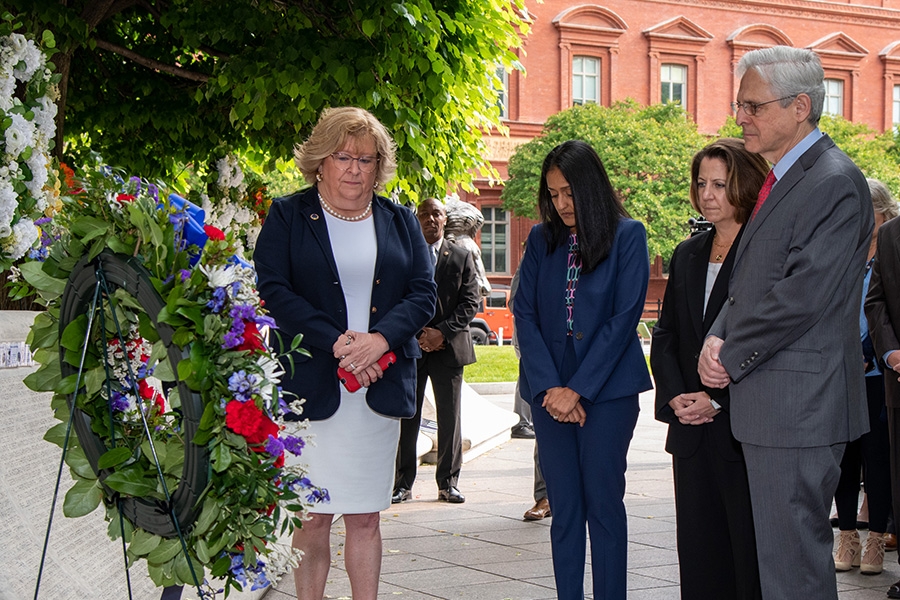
[728,297,735,305]
[371,306,377,313]
[752,351,758,357]
[375,279,381,285]
[575,332,584,340]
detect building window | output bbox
[495,65,509,119]
[572,56,599,106]
[824,78,844,116]
[660,64,687,105]
[894,85,900,131]
[480,207,508,273]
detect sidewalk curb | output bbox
[467,381,516,395]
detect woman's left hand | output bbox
[543,386,586,426]
[333,330,390,375]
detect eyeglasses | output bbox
[730,95,797,116]
[330,152,379,173]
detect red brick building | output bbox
[462,0,900,305]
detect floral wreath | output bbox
[0,25,62,269]
[13,161,328,597]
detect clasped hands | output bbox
[543,386,586,427]
[332,330,389,388]
[417,327,446,353]
[669,392,719,425]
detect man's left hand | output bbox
[418,327,446,353]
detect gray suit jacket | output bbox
[710,134,873,447]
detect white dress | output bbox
[285,211,401,514]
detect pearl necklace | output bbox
[318,191,372,222]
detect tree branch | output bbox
[93,38,211,82]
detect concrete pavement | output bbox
[264,388,900,600]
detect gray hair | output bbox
[737,46,825,126]
[868,178,900,221]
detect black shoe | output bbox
[510,424,535,439]
[438,486,465,503]
[888,579,900,599]
[391,488,411,504]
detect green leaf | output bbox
[147,538,184,564]
[129,528,162,556]
[60,314,88,351]
[174,552,204,586]
[153,357,176,382]
[63,478,102,517]
[210,442,232,472]
[54,373,80,395]
[19,261,66,299]
[43,422,68,448]
[70,215,110,241]
[98,446,133,469]
[65,445,96,480]
[193,498,220,536]
[103,466,159,497]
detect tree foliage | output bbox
[5,0,528,202]
[502,101,711,262]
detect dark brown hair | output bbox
[689,137,769,224]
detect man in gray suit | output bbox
[699,46,873,600]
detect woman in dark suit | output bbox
[514,140,653,600]
[254,106,436,600]
[651,138,768,600]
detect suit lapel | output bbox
[734,134,835,270]
[685,233,711,342]
[372,196,392,279]
[300,188,340,280]
[704,226,744,332]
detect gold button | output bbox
[371,306,377,313]
[575,332,583,340]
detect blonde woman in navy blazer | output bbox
[255,107,436,600]
[513,140,652,600]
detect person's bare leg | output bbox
[342,512,382,600]
[292,513,333,600]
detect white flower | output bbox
[32,96,58,142]
[199,263,237,289]
[2,218,39,260]
[7,264,20,282]
[11,37,44,81]
[216,155,244,190]
[0,177,16,234]
[5,113,36,158]
[24,152,48,199]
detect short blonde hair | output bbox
[294,106,397,190]
[868,178,900,222]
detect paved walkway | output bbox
[265,389,900,600]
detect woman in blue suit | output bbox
[513,140,652,599]
[255,107,436,600]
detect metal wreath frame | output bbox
[58,251,209,538]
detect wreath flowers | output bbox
[0,26,63,269]
[16,162,326,596]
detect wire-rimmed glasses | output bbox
[330,152,379,173]
[730,95,797,116]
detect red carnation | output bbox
[237,321,266,353]
[116,193,136,203]
[204,225,226,241]
[225,399,279,445]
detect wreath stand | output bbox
[34,252,210,600]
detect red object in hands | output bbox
[338,351,397,392]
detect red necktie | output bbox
[751,170,776,221]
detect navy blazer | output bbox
[651,227,744,460]
[514,219,653,406]
[254,187,436,420]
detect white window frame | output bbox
[495,65,509,119]
[824,78,844,117]
[480,207,509,274]
[893,84,900,131]
[572,56,600,106]
[660,63,687,105]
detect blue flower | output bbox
[282,435,305,456]
[228,370,259,401]
[207,287,227,313]
[264,434,284,457]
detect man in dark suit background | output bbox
[699,46,873,599]
[865,212,900,598]
[393,197,480,504]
